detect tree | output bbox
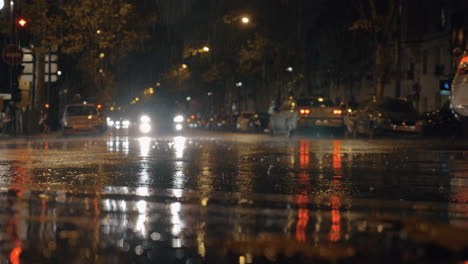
[350,0,395,100]
[16,0,156,104]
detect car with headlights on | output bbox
[296,97,344,131]
[61,104,105,136]
[173,114,185,132]
[344,97,422,137]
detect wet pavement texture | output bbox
[0,131,468,263]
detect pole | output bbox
[395,0,402,98]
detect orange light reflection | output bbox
[295,140,311,242]
[9,247,22,264]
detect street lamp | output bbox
[202,46,210,52]
[182,64,188,69]
[236,82,242,87]
[241,16,250,24]
[286,66,293,72]
[0,0,4,10]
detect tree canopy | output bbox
[14,0,157,103]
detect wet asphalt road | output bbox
[0,130,468,263]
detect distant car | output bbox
[269,98,298,136]
[344,97,422,137]
[236,112,263,132]
[62,104,105,135]
[296,97,344,130]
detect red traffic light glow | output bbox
[18,18,27,27]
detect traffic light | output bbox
[16,17,30,45]
[17,18,27,27]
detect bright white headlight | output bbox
[173,115,184,123]
[122,120,130,128]
[140,115,151,123]
[139,123,151,134]
[175,124,183,131]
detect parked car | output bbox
[422,101,463,137]
[344,97,423,137]
[236,112,256,131]
[296,96,344,131]
[236,112,267,132]
[61,104,105,136]
[269,97,298,136]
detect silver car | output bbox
[269,98,298,137]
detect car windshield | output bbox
[297,98,335,107]
[66,106,97,116]
[380,100,415,113]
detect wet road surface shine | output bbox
[0,133,467,263]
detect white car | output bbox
[269,98,298,136]
[62,104,105,135]
[296,97,344,129]
[451,51,468,117]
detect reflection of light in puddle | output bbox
[139,163,150,185]
[173,136,186,159]
[107,137,130,154]
[173,137,187,189]
[107,139,114,152]
[170,202,184,238]
[138,137,152,184]
[172,189,183,198]
[138,137,152,157]
[122,137,129,155]
[174,162,184,189]
[136,187,150,197]
[136,200,148,237]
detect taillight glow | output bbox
[300,109,311,115]
[333,109,342,115]
[459,56,468,65]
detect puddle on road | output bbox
[0,136,466,262]
[0,137,462,202]
[0,186,467,263]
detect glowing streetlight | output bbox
[99,53,105,59]
[236,82,243,87]
[241,17,250,24]
[202,46,210,52]
[0,0,4,10]
[182,64,188,69]
[286,66,293,72]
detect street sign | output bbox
[2,44,23,65]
